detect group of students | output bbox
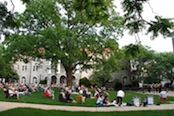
[59,89,75,102]
[96,89,125,107]
[44,87,55,99]
[96,89,168,107]
[1,82,168,107]
[0,82,38,99]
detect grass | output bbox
[0,88,174,107]
[1,108,174,116]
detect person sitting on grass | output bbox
[96,95,104,107]
[103,96,119,107]
[44,87,55,99]
[76,93,85,103]
[65,90,76,103]
[8,85,19,99]
[59,90,68,102]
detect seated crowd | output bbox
[0,82,39,99]
[0,81,168,107]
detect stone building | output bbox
[13,58,132,86]
[13,59,81,86]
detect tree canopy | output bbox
[1,0,174,86]
[3,0,124,86]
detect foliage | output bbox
[3,0,123,86]
[124,44,174,85]
[79,78,91,87]
[90,49,123,86]
[153,52,174,84]
[39,79,47,84]
[121,0,174,39]
[0,1,17,37]
[90,70,111,87]
[114,81,123,90]
[123,45,157,84]
[0,44,19,80]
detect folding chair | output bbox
[133,96,141,107]
[147,95,154,105]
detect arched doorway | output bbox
[51,75,57,84]
[123,76,128,85]
[60,75,66,86]
[21,77,26,84]
[33,77,37,84]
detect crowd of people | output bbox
[0,82,38,99]
[0,81,168,107]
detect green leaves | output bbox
[122,0,147,34]
[122,0,174,39]
[0,44,19,79]
[148,16,174,39]
[123,44,142,59]
[72,0,112,24]
[0,1,18,36]
[3,0,123,86]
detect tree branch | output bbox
[10,0,15,14]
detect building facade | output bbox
[13,58,132,86]
[13,59,81,86]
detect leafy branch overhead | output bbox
[122,0,174,38]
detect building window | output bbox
[36,66,39,71]
[33,66,36,71]
[21,77,26,84]
[22,65,25,71]
[22,65,27,71]
[25,65,27,71]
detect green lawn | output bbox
[0,88,174,107]
[1,108,174,116]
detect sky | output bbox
[2,0,174,52]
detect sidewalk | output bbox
[133,90,174,97]
[1,101,174,112]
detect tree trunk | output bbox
[65,66,73,87]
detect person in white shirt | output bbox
[160,90,167,103]
[116,89,125,106]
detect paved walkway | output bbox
[1,101,174,112]
[134,91,174,97]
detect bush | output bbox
[114,82,123,90]
[39,79,47,84]
[79,78,91,87]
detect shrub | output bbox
[79,77,91,87]
[114,82,123,90]
[39,79,47,84]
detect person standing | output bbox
[159,90,167,103]
[116,89,125,106]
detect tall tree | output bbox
[153,52,174,84]
[3,0,123,86]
